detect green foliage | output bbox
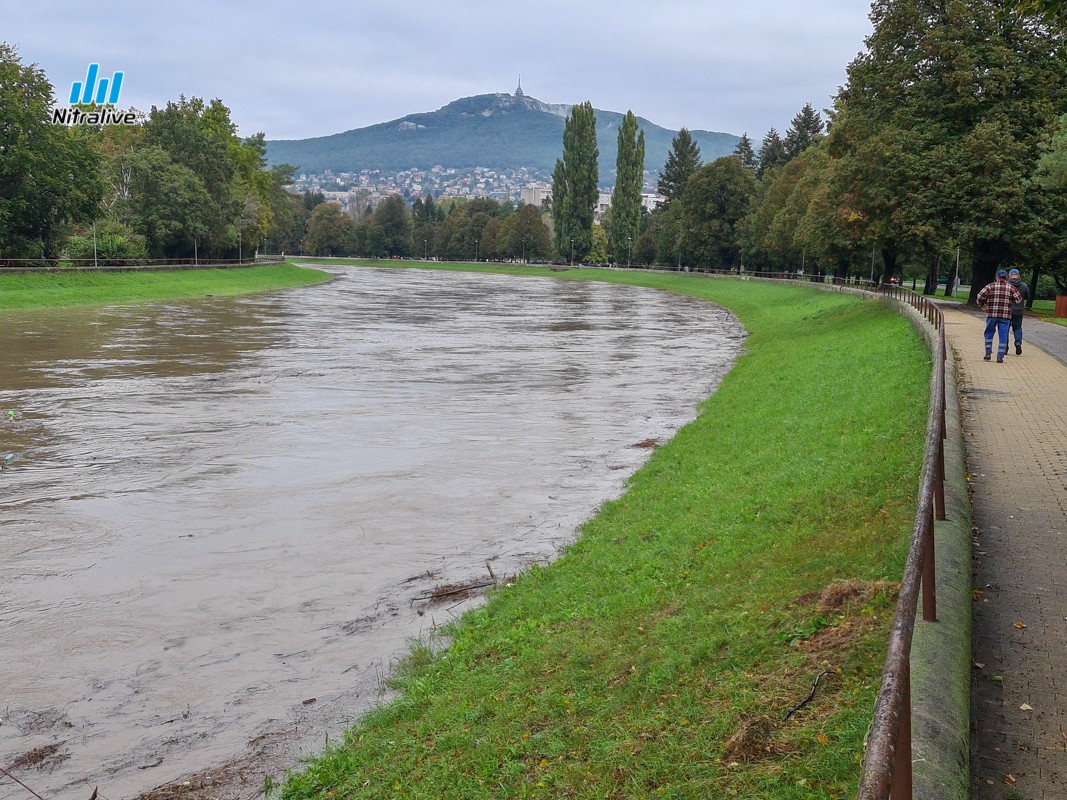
[373,194,413,257]
[757,128,789,178]
[1036,114,1067,189]
[678,157,757,269]
[553,101,599,262]
[0,43,104,258]
[827,0,1067,294]
[505,203,552,261]
[64,219,147,264]
[657,126,702,202]
[306,203,354,256]
[784,103,825,160]
[609,111,645,264]
[734,133,757,172]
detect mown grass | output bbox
[279,261,930,800]
[0,263,331,310]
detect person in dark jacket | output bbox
[1007,268,1030,355]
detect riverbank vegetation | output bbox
[0,263,330,310]
[277,263,929,800]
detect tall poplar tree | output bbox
[657,127,701,203]
[552,101,599,263]
[610,110,645,265]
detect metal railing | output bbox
[857,284,948,800]
[0,255,283,272]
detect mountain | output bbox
[264,92,740,188]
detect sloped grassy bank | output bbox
[0,263,330,310]
[279,265,929,800]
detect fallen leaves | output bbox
[1014,621,1027,629]
[1020,703,1033,712]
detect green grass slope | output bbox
[279,263,929,800]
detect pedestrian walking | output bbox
[1007,267,1030,355]
[977,269,1023,363]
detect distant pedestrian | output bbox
[977,269,1023,363]
[1006,268,1030,355]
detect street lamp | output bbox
[627,236,632,268]
[475,238,480,263]
[570,238,574,266]
[424,238,428,261]
[238,230,243,263]
[522,236,526,264]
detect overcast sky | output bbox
[6,1,873,142]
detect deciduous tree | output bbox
[0,43,103,257]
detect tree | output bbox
[757,129,789,178]
[122,145,212,257]
[1017,0,1067,25]
[552,101,599,262]
[0,43,103,257]
[678,156,757,270]
[507,203,552,261]
[306,202,353,256]
[830,0,1067,299]
[784,103,825,159]
[1037,114,1067,189]
[733,133,757,172]
[373,194,413,257]
[657,127,701,203]
[610,110,645,265]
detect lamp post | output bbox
[194,236,198,266]
[522,236,526,264]
[475,239,480,263]
[570,238,574,266]
[424,238,428,261]
[627,236,632,268]
[92,220,98,268]
[238,230,242,263]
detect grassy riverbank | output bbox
[0,263,331,310]
[280,261,930,799]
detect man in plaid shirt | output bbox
[977,269,1024,363]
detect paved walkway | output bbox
[939,308,1067,798]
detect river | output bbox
[0,266,743,799]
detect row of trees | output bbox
[615,1,1067,301]
[300,193,554,262]
[542,1,1067,301]
[1,42,298,262]
[7,0,1067,298]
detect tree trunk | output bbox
[880,241,899,284]
[923,257,938,295]
[943,255,959,298]
[968,239,1009,305]
[1027,265,1042,309]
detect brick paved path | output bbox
[940,308,1067,798]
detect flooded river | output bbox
[0,267,743,799]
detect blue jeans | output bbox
[984,317,1010,358]
[1011,314,1024,346]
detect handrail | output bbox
[0,255,283,272]
[857,284,947,800]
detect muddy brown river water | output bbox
[0,266,743,800]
